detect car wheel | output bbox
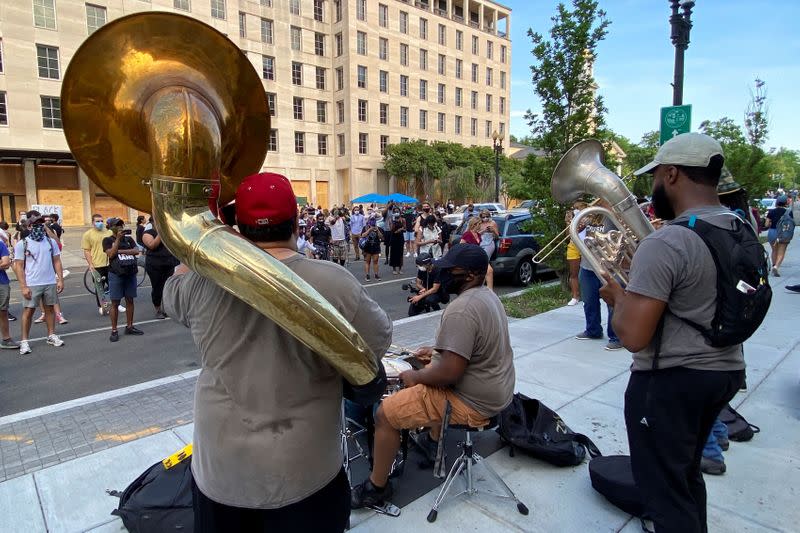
[513,257,535,286]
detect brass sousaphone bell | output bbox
[61,12,378,384]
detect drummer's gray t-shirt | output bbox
[434,286,515,417]
[163,254,391,509]
[626,205,746,372]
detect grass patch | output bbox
[502,282,572,319]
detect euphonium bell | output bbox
[61,12,378,384]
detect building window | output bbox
[290,0,300,15]
[487,41,493,60]
[293,97,304,120]
[357,65,367,88]
[438,112,445,132]
[334,0,341,22]
[455,87,462,107]
[499,122,506,137]
[419,49,427,71]
[174,0,190,10]
[486,67,493,86]
[291,26,302,51]
[314,0,324,22]
[335,33,343,57]
[358,133,368,155]
[257,18,273,44]
[292,62,302,85]
[380,135,389,155]
[500,96,506,115]
[317,101,327,122]
[358,99,368,122]
[455,115,462,135]
[338,133,346,155]
[318,134,328,155]
[0,92,7,125]
[294,131,305,153]
[211,0,225,20]
[379,38,388,60]
[41,95,61,128]
[471,63,478,83]
[400,106,408,127]
[36,44,60,80]
[456,30,463,51]
[438,24,446,45]
[261,0,271,5]
[438,54,446,75]
[455,59,462,79]
[399,11,408,34]
[86,4,106,35]
[239,12,246,38]
[356,0,366,21]
[486,94,492,112]
[262,56,275,80]
[485,120,492,138]
[400,137,409,143]
[357,31,367,55]
[336,100,344,123]
[316,67,327,90]
[379,4,388,27]
[419,79,427,100]
[379,70,388,93]
[501,45,507,64]
[419,18,428,40]
[437,83,445,104]
[500,71,507,90]
[0,41,4,73]
[266,92,277,116]
[336,67,344,90]
[315,33,325,56]
[399,75,408,97]
[472,35,479,55]
[471,91,478,110]
[419,110,427,130]
[470,118,477,136]
[400,44,408,66]
[268,129,278,152]
[380,103,388,125]
[34,0,57,29]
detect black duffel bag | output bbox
[497,393,601,466]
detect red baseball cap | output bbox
[235,172,297,226]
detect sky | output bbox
[506,0,800,151]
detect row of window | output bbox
[0,92,61,129]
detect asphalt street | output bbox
[0,254,539,417]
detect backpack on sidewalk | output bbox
[776,211,795,243]
[589,455,653,532]
[497,393,601,466]
[719,403,760,442]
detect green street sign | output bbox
[660,104,692,145]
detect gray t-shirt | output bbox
[626,205,746,372]
[163,254,392,509]
[434,286,515,417]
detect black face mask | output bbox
[317,220,325,226]
[651,181,676,220]
[440,270,469,294]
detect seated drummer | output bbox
[351,243,516,508]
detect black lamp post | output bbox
[670,0,695,106]
[492,130,503,203]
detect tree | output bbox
[611,131,659,197]
[383,140,445,200]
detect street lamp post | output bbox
[670,0,695,106]
[492,130,503,203]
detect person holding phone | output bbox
[102,218,143,342]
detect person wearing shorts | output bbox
[0,239,19,350]
[352,244,515,509]
[102,218,143,342]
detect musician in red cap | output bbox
[163,172,392,532]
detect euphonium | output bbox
[61,13,378,384]
[551,140,654,284]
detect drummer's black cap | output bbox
[435,243,489,274]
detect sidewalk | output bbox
[1,251,799,532]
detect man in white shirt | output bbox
[329,209,348,266]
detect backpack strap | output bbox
[572,433,602,458]
[651,313,666,371]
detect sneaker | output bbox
[405,252,410,257]
[1,338,20,350]
[34,314,45,324]
[350,478,394,510]
[605,341,624,351]
[700,456,726,475]
[155,310,167,319]
[785,284,800,294]
[365,274,371,281]
[19,341,31,355]
[125,326,144,336]
[57,313,68,325]
[771,266,780,277]
[118,304,127,312]
[413,253,418,258]
[46,334,65,347]
[7,313,16,322]
[575,331,602,340]
[567,298,579,306]
[109,330,119,342]
[375,275,381,281]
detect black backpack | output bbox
[719,403,760,442]
[497,393,601,467]
[589,455,653,532]
[670,215,772,348]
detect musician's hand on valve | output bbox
[400,370,420,388]
[599,271,625,307]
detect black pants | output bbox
[192,468,350,533]
[93,266,109,308]
[624,367,744,533]
[408,293,441,316]
[145,262,175,308]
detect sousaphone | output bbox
[61,12,378,384]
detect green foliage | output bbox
[771,148,800,189]
[502,282,571,319]
[611,131,659,197]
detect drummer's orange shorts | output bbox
[381,384,488,430]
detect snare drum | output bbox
[382,358,413,398]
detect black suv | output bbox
[451,213,548,286]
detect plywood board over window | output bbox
[315,181,329,209]
[290,180,310,204]
[38,190,83,226]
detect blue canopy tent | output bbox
[387,192,418,204]
[350,193,389,204]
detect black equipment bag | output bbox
[589,455,646,518]
[671,216,772,347]
[497,393,601,466]
[719,403,760,442]
[110,456,194,532]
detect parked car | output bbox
[509,200,537,213]
[450,213,550,286]
[759,198,777,210]
[443,202,505,227]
